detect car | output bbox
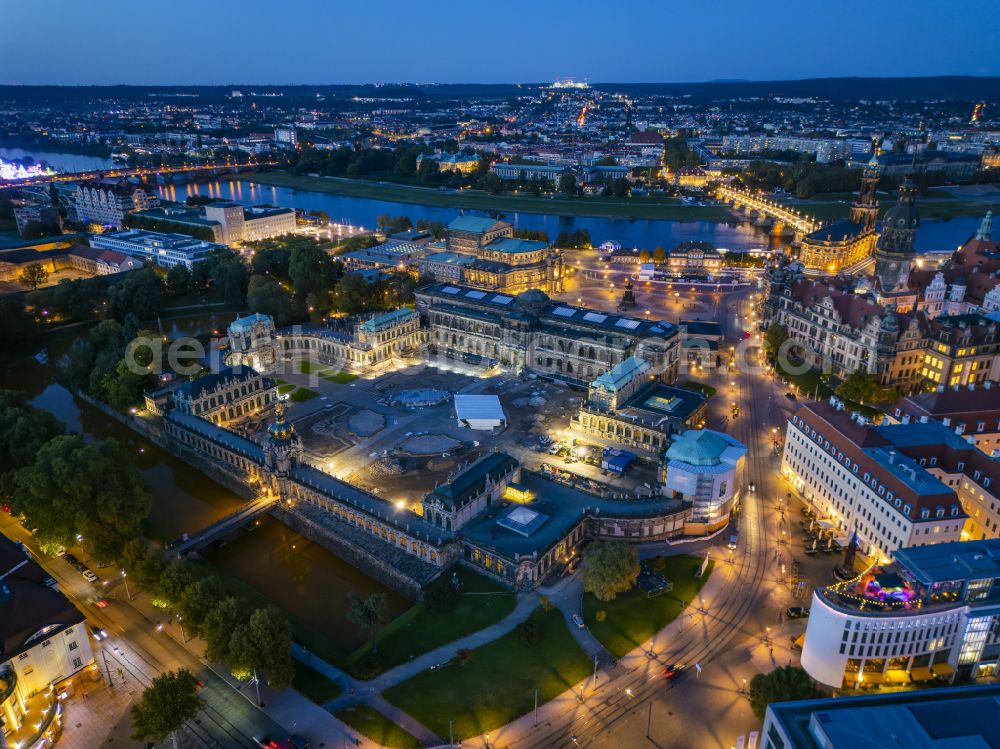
[253,738,293,749]
[82,570,98,583]
[572,613,585,629]
[785,392,797,401]
[64,553,80,566]
[662,663,684,679]
[90,625,106,641]
[93,597,109,608]
[727,534,738,550]
[748,481,756,493]
[786,606,809,619]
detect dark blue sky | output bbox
[5,0,999,85]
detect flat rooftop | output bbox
[459,471,687,558]
[767,683,1000,748]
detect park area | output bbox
[348,569,516,676]
[335,705,420,749]
[583,555,714,658]
[383,606,592,739]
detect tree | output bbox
[583,541,640,602]
[18,264,49,290]
[202,596,247,664]
[107,268,165,321]
[246,276,294,326]
[333,273,374,315]
[12,435,151,560]
[288,242,337,300]
[0,390,63,496]
[347,592,389,653]
[559,172,577,197]
[165,264,191,296]
[652,246,666,264]
[248,607,294,690]
[836,370,894,405]
[763,322,789,360]
[748,666,823,720]
[639,249,651,263]
[130,669,202,743]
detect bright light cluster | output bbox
[0,158,57,181]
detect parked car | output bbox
[572,613,585,629]
[727,534,738,550]
[785,392,797,401]
[786,606,809,619]
[82,569,98,583]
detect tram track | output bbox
[524,292,776,747]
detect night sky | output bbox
[4,0,999,85]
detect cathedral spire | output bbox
[978,210,993,241]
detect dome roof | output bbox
[516,288,550,309]
[267,402,296,444]
[883,202,920,230]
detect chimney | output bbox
[902,414,911,425]
[920,415,929,423]
[969,382,976,391]
[986,381,993,390]
[888,450,896,464]
[943,417,952,426]
[936,385,945,393]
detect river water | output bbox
[158,177,981,254]
[1,314,411,651]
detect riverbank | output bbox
[241,171,735,222]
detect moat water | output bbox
[1,314,411,651]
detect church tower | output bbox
[850,154,881,231]
[874,176,920,293]
[263,401,303,502]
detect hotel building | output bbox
[801,539,1000,689]
[781,400,965,562]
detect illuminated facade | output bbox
[781,401,965,563]
[798,157,880,274]
[801,539,1000,689]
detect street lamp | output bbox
[121,570,132,600]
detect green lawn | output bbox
[242,171,733,222]
[296,360,325,375]
[276,382,296,394]
[383,606,591,739]
[349,569,516,674]
[292,660,342,703]
[583,555,714,658]
[321,370,359,384]
[288,387,319,402]
[335,705,419,749]
[680,379,717,399]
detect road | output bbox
[469,272,805,748]
[0,513,288,748]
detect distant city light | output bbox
[0,158,57,181]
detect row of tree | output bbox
[0,390,295,733]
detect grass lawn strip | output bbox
[583,555,714,658]
[383,606,591,739]
[335,705,419,749]
[288,387,319,402]
[348,569,516,673]
[292,660,341,703]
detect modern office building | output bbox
[131,202,296,245]
[761,683,1000,749]
[801,538,1000,689]
[89,229,225,268]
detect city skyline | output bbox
[4,0,1000,85]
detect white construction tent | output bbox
[454,394,506,431]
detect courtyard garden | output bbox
[383,606,591,739]
[583,554,714,658]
